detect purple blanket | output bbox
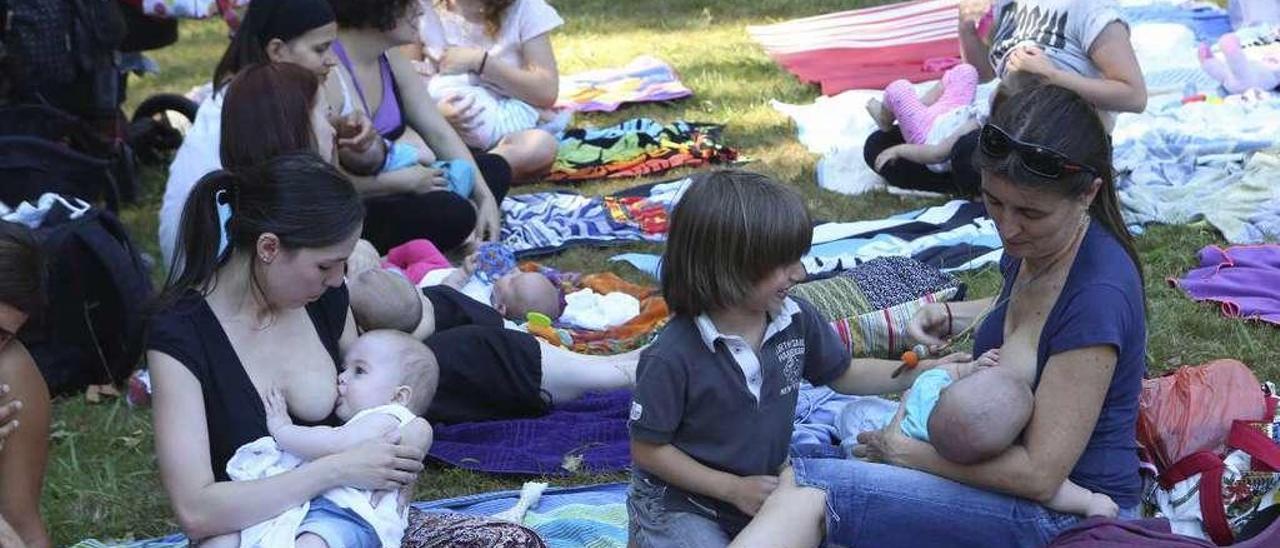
[1170,245,1280,325]
[428,389,632,475]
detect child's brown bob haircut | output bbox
[661,169,812,317]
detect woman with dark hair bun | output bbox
[148,152,544,546]
[735,85,1147,547]
[0,221,51,548]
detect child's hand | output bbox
[264,388,292,435]
[1006,46,1057,79]
[727,475,780,517]
[874,145,907,171]
[1086,492,1119,518]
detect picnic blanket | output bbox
[548,118,738,183]
[747,0,961,94]
[1170,244,1280,326]
[501,177,691,257]
[418,483,629,548]
[611,200,1002,279]
[73,484,629,548]
[1115,96,1280,243]
[521,268,670,355]
[556,56,693,113]
[428,390,632,476]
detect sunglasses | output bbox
[979,124,1101,180]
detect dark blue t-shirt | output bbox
[973,220,1146,508]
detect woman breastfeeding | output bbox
[325,0,512,252]
[734,85,1147,547]
[147,152,544,546]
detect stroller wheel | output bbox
[129,93,198,165]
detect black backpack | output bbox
[12,198,152,395]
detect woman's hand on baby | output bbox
[874,145,906,171]
[460,253,479,276]
[437,94,486,132]
[855,400,912,465]
[1006,46,1057,79]
[474,197,502,242]
[437,46,487,75]
[728,475,780,517]
[264,388,292,435]
[328,430,424,491]
[414,166,451,193]
[0,384,22,452]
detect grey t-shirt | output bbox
[988,0,1124,79]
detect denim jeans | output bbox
[792,457,1140,548]
[627,473,735,548]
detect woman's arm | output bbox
[447,34,559,108]
[868,345,1116,502]
[1008,22,1147,113]
[150,351,419,539]
[958,0,996,81]
[388,51,502,240]
[0,342,51,548]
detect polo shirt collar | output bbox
[694,297,801,353]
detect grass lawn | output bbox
[46,0,1279,543]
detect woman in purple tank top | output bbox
[325,0,515,255]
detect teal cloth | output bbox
[382,141,422,171]
[380,144,475,198]
[900,368,953,442]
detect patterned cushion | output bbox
[790,257,965,358]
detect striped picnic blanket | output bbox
[747,0,961,94]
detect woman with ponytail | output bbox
[734,85,1148,547]
[147,152,542,545]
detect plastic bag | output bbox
[1137,359,1267,473]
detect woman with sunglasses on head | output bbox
[865,0,1146,196]
[0,222,51,548]
[732,85,1146,548]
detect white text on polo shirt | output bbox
[777,338,805,395]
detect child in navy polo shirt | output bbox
[627,170,855,546]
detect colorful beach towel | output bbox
[501,177,691,257]
[428,390,633,476]
[418,483,629,548]
[557,56,693,113]
[747,0,961,94]
[1170,244,1280,326]
[549,118,738,183]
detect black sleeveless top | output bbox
[147,286,350,481]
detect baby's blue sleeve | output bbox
[899,369,954,442]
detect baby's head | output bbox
[491,271,561,322]
[335,330,440,421]
[348,267,422,333]
[928,367,1033,464]
[990,69,1049,114]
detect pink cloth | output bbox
[883,63,978,145]
[1169,244,1280,325]
[383,239,452,285]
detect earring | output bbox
[260,254,272,264]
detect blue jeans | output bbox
[792,457,1139,548]
[627,473,735,548]
[296,497,379,548]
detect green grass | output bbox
[47,0,1280,543]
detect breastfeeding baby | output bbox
[896,349,1119,518]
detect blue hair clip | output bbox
[215,189,233,258]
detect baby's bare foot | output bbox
[866,98,896,132]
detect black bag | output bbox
[1,0,126,120]
[13,198,152,395]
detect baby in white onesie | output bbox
[205,330,438,548]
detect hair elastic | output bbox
[214,189,233,259]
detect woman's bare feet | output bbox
[866,98,896,132]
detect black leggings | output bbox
[863,128,982,196]
[362,152,513,253]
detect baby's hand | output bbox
[461,253,479,277]
[946,349,998,378]
[1086,492,1119,518]
[264,388,292,435]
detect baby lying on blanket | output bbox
[205,330,437,548]
[899,349,1118,518]
[865,68,1046,173]
[349,239,563,325]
